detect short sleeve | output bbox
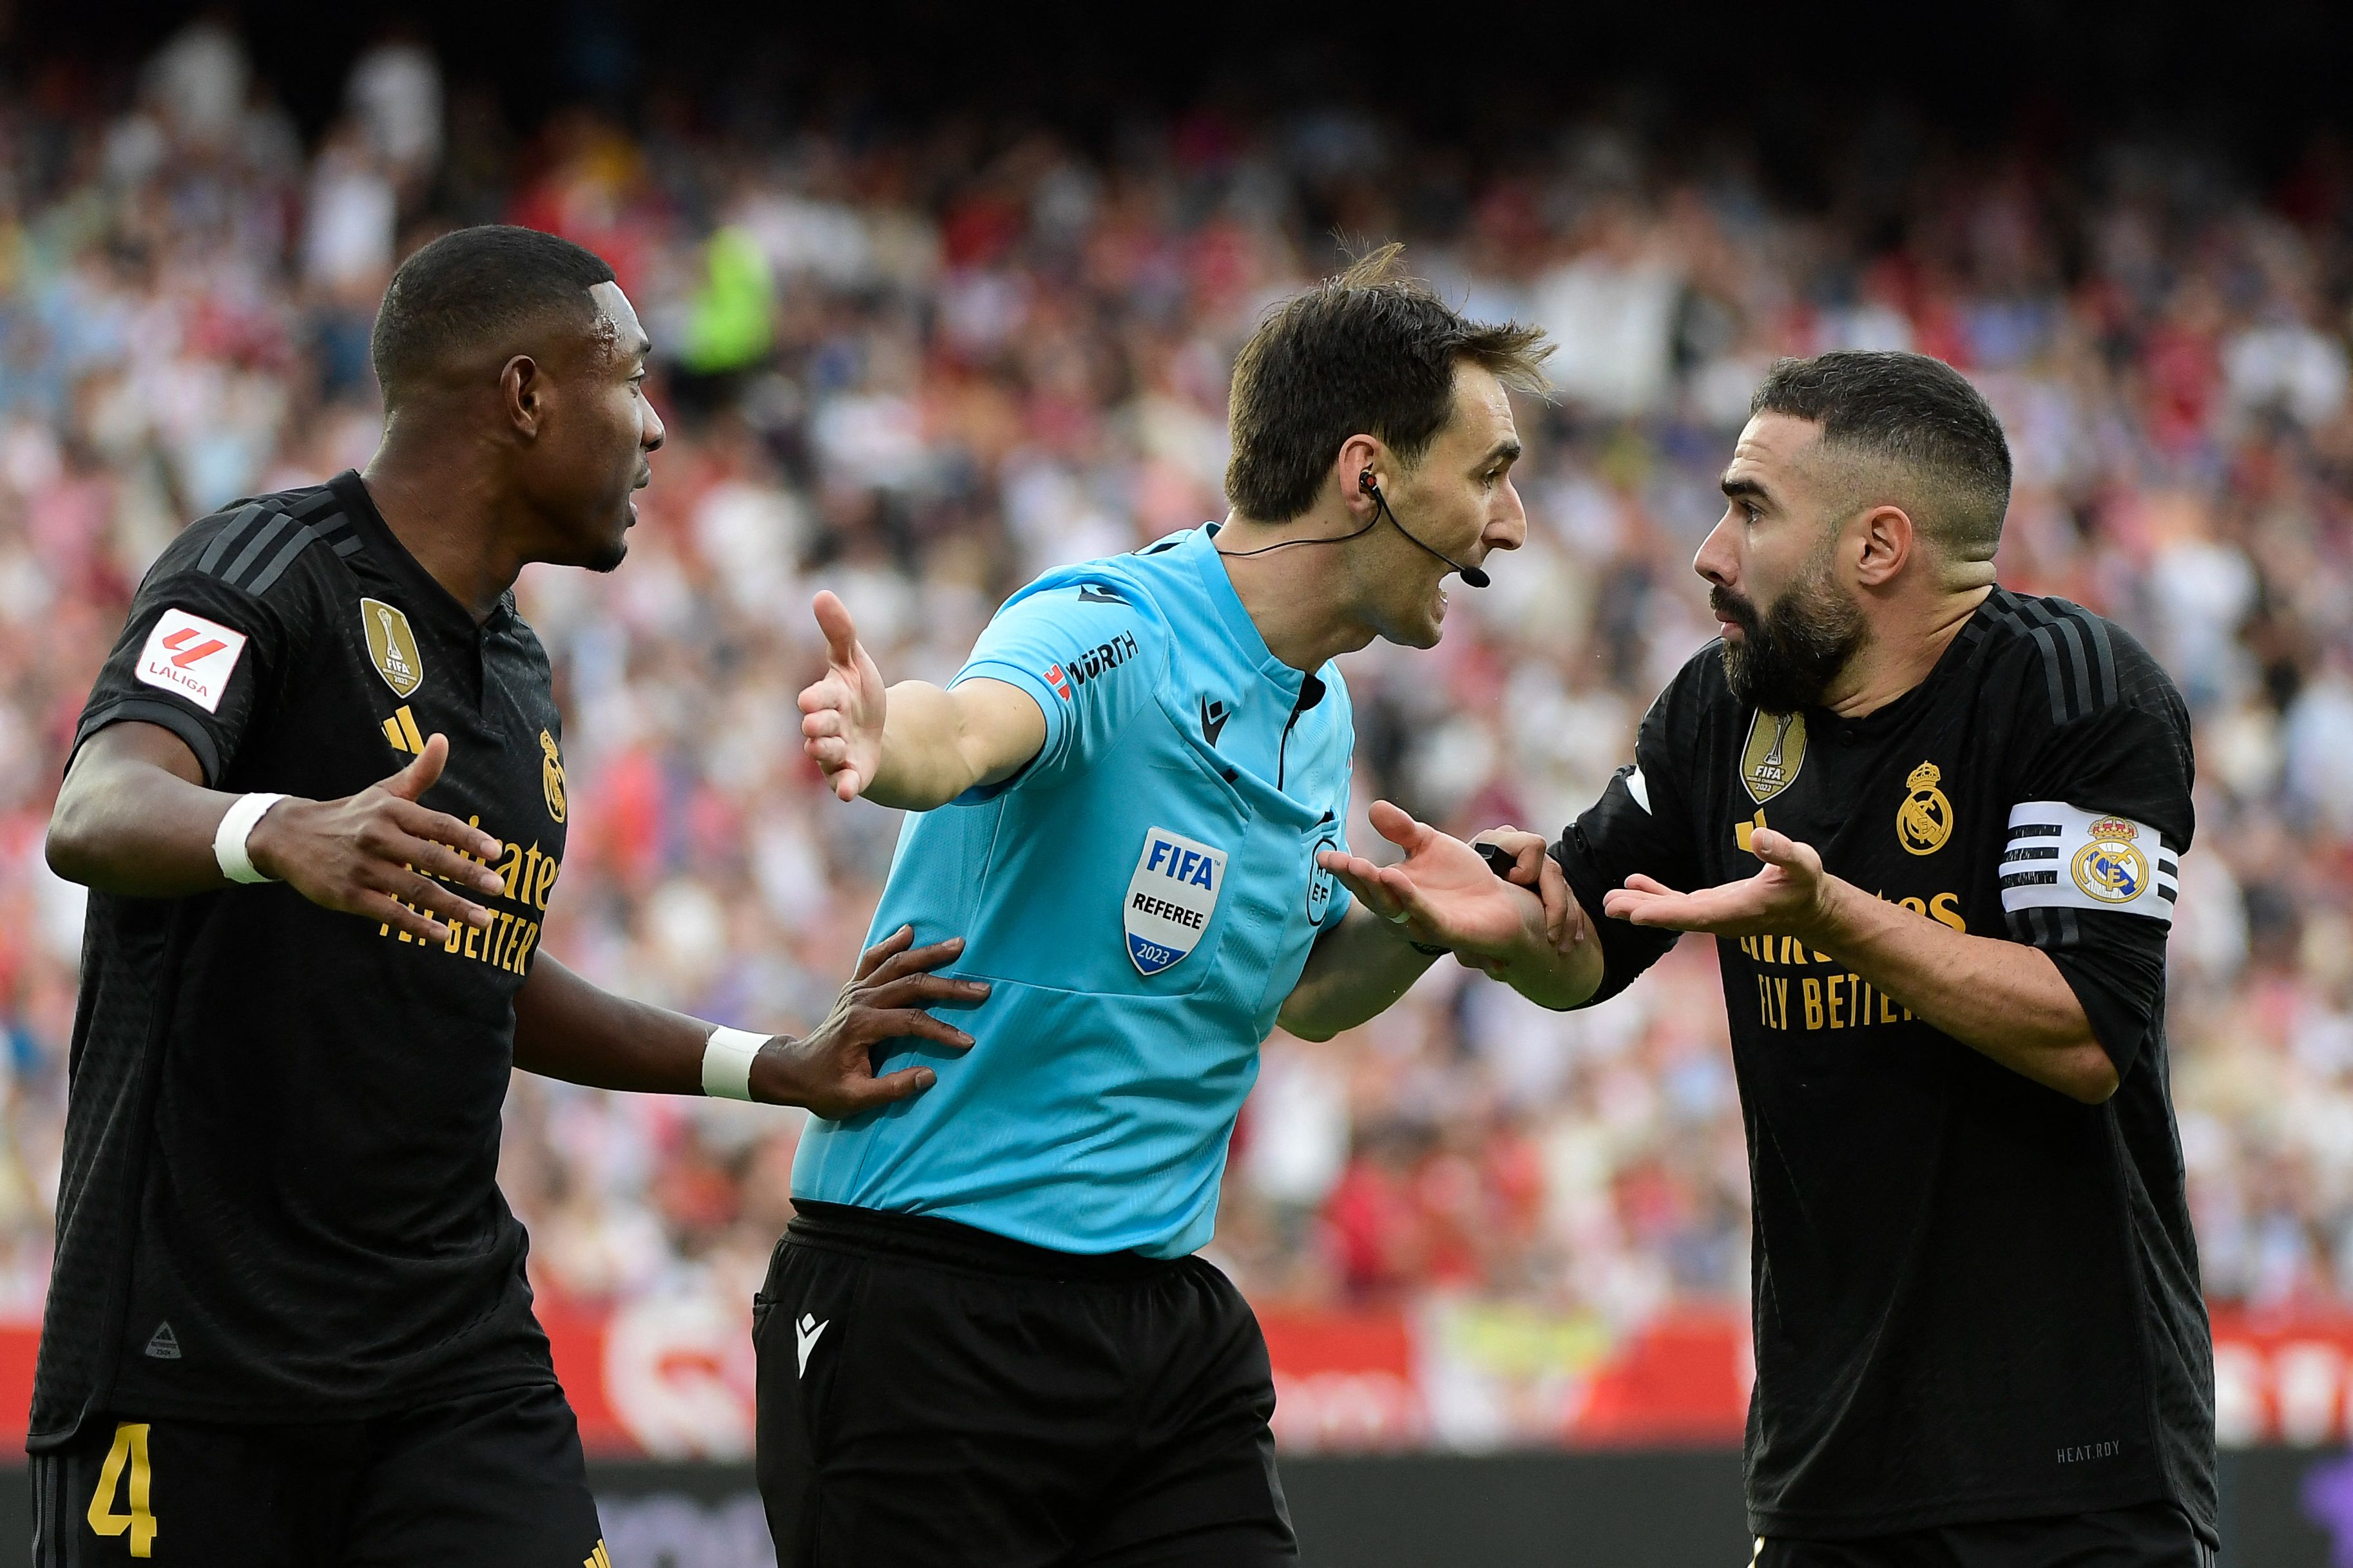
[2001,694,2195,1081]
[72,571,291,786]
[1552,676,1709,1008]
[948,575,1169,801]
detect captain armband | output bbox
[1999,802,2178,925]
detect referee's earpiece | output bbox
[1358,468,1376,497]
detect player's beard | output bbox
[1713,552,1866,714]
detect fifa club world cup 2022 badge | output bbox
[361,598,424,698]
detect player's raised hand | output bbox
[1318,801,1548,958]
[245,731,509,944]
[754,926,990,1118]
[1602,826,1831,940]
[799,590,888,801]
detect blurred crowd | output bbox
[3,21,2352,1357]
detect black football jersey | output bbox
[34,471,572,1445]
[1554,587,2214,1541]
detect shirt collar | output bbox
[329,469,506,636]
[1184,522,1311,698]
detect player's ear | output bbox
[502,354,544,439]
[1853,503,1913,587]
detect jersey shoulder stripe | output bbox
[244,510,358,597]
[178,488,358,600]
[1981,589,2175,727]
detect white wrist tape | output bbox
[702,1026,767,1100]
[213,793,289,885]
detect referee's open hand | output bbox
[246,732,508,945]
[799,590,888,802]
[1320,801,1553,958]
[756,926,989,1118]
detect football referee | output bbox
[30,227,982,1566]
[772,248,1560,1565]
[1330,351,2217,1565]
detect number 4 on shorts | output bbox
[87,1421,157,1558]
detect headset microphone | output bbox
[1209,473,1492,588]
[1358,471,1489,588]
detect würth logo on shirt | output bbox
[1061,632,1140,691]
[134,607,248,714]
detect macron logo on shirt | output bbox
[135,607,248,714]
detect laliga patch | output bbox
[135,607,248,714]
[1124,827,1227,975]
[2000,801,2178,924]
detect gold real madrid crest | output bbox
[1739,711,1808,804]
[1896,760,1952,855]
[540,731,567,823]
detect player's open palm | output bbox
[1603,825,1830,939]
[245,732,508,944]
[799,590,887,801]
[758,926,990,1119]
[1319,800,1544,957]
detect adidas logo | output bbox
[144,1323,181,1361]
[796,1313,828,1377]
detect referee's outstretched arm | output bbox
[798,590,1046,810]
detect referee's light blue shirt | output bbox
[792,524,1356,1258]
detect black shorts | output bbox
[1758,1501,2216,1567]
[754,1201,1296,1568]
[30,1381,604,1567]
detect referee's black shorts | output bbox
[754,1200,1296,1567]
